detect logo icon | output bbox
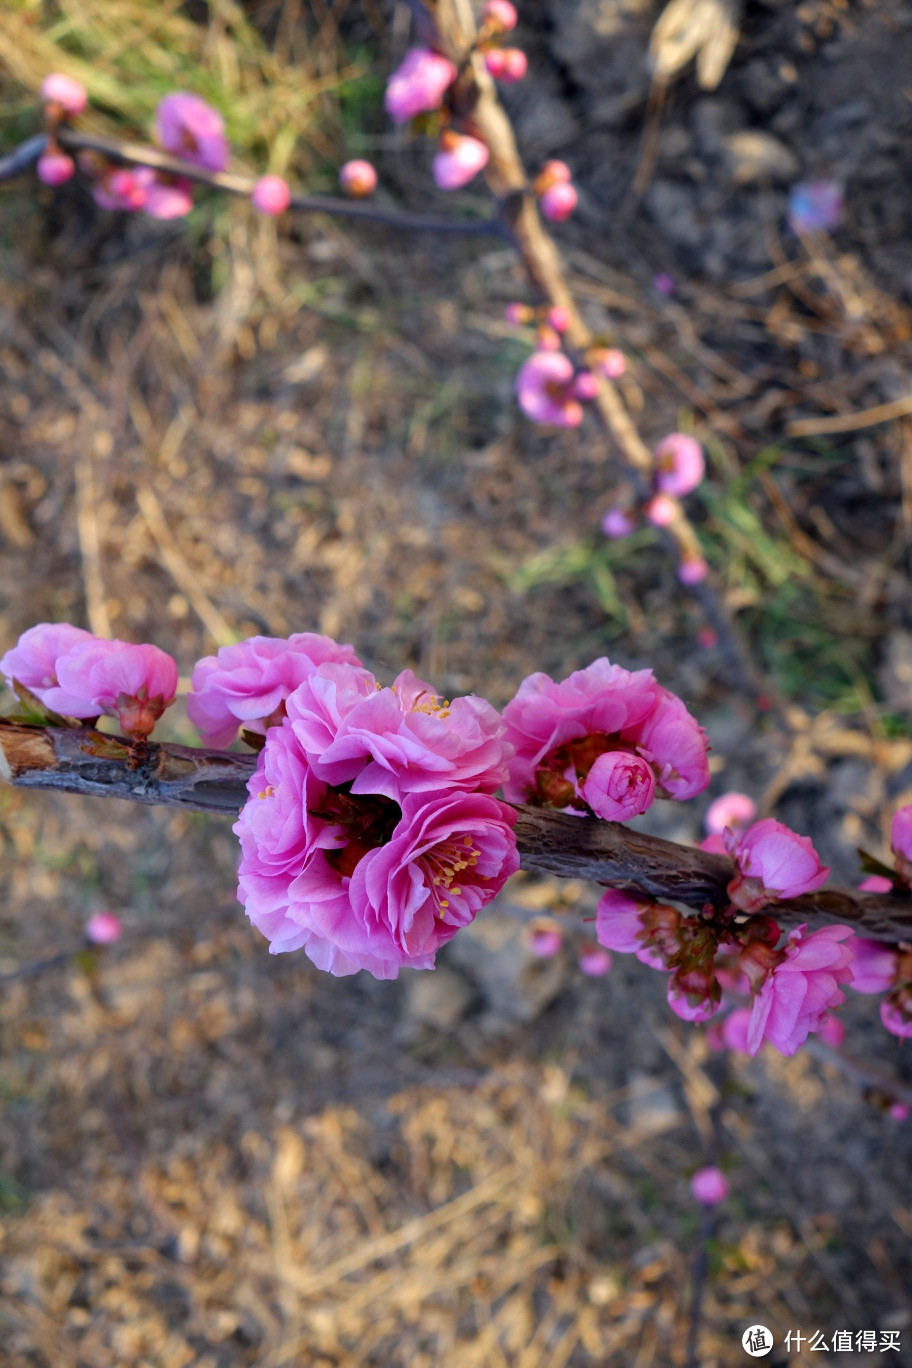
[742,1325,774,1357]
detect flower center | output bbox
[419,833,482,914]
[317,789,402,879]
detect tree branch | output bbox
[2,719,909,941]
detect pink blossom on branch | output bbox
[384,48,457,124]
[485,48,527,82]
[37,151,75,186]
[745,923,855,1056]
[891,804,912,880]
[155,92,229,172]
[433,133,490,190]
[515,350,583,427]
[251,175,291,215]
[654,433,705,498]
[580,749,656,822]
[338,160,378,198]
[40,73,88,118]
[601,507,636,539]
[483,0,518,31]
[690,1167,729,1205]
[1,622,95,700]
[85,911,123,945]
[726,818,830,913]
[539,181,578,222]
[143,178,194,220]
[43,640,179,739]
[187,633,361,749]
[705,791,756,835]
[848,938,897,994]
[92,166,155,212]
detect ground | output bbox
[1,1,911,1364]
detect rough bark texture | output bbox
[2,719,910,942]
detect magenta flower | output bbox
[668,979,723,1023]
[515,350,583,427]
[654,433,705,498]
[633,686,711,801]
[251,175,291,215]
[891,804,912,878]
[881,998,912,1040]
[721,1007,752,1053]
[43,639,178,739]
[595,889,676,970]
[85,911,123,945]
[384,48,457,124]
[234,712,518,978]
[1,622,95,700]
[187,633,361,748]
[143,178,194,219]
[596,348,626,379]
[37,151,75,186]
[92,166,155,212]
[540,182,578,222]
[848,938,898,994]
[690,1166,729,1206]
[40,73,88,118]
[745,923,855,1056]
[705,791,756,835]
[156,92,229,172]
[527,921,563,958]
[816,1013,845,1048]
[571,371,598,402]
[726,818,829,913]
[581,749,656,822]
[677,556,709,585]
[601,507,636,539]
[432,133,490,190]
[485,48,527,82]
[547,306,570,333]
[645,494,676,528]
[338,160,378,198]
[578,945,611,977]
[484,0,518,30]
[859,874,893,893]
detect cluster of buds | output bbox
[532,159,578,223]
[847,808,912,1039]
[36,73,87,187]
[602,432,708,584]
[508,308,627,431]
[479,1,527,84]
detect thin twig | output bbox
[1,718,910,941]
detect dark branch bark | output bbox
[2,719,910,942]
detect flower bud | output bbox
[601,507,635,539]
[483,0,518,31]
[654,432,705,498]
[252,175,291,215]
[85,911,123,945]
[338,159,377,198]
[40,73,88,118]
[705,791,756,836]
[581,749,656,822]
[690,1166,729,1205]
[546,305,570,333]
[498,48,528,82]
[678,556,709,585]
[578,945,612,977]
[37,151,75,186]
[433,132,489,190]
[645,494,676,528]
[527,920,563,959]
[540,181,578,222]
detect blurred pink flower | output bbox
[505,302,531,325]
[515,350,583,427]
[677,556,709,585]
[652,272,675,296]
[494,48,528,82]
[156,92,229,172]
[252,175,291,215]
[601,506,636,539]
[540,182,577,221]
[384,48,457,124]
[645,494,676,528]
[726,818,829,913]
[44,639,178,739]
[484,0,518,30]
[1,622,95,699]
[816,1013,845,1048]
[668,978,722,1023]
[858,874,893,893]
[37,151,75,186]
[536,159,571,186]
[746,923,854,1056]
[578,945,612,977]
[144,178,194,219]
[721,1006,752,1053]
[881,997,912,1040]
[634,686,711,801]
[546,306,570,333]
[891,804,912,878]
[654,433,705,498]
[596,348,626,379]
[40,73,88,118]
[527,922,563,958]
[92,166,155,212]
[848,938,897,994]
[690,1166,729,1205]
[571,371,598,401]
[581,749,656,822]
[705,791,756,836]
[433,133,489,190]
[85,911,123,945]
[338,160,377,198]
[188,633,361,749]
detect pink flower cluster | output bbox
[36,74,89,187]
[233,655,519,978]
[602,432,707,582]
[481,1,526,83]
[501,657,710,819]
[1,622,177,740]
[846,805,912,1039]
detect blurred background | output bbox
[1,1,912,1363]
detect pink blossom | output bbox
[881,997,912,1040]
[286,664,511,799]
[535,326,561,353]
[891,804,912,877]
[652,272,675,296]
[505,302,531,325]
[691,1166,729,1205]
[188,633,361,748]
[527,922,563,958]
[484,0,518,30]
[40,74,88,118]
[602,507,636,539]
[726,819,830,913]
[143,178,194,220]
[384,48,457,124]
[338,160,377,198]
[581,749,656,822]
[156,92,229,172]
[85,911,123,945]
[745,923,855,1056]
[492,48,528,82]
[699,833,727,855]
[536,160,571,186]
[678,556,709,586]
[578,945,611,977]
[540,182,578,222]
[848,938,897,994]
[816,1013,845,1048]
[37,151,75,186]
[432,133,489,190]
[43,639,178,739]
[721,1007,752,1053]
[571,371,598,401]
[596,348,626,379]
[859,874,893,893]
[515,350,583,427]
[252,175,291,215]
[547,306,570,333]
[654,433,705,498]
[668,978,722,1023]
[92,166,155,212]
[594,889,673,969]
[889,1101,910,1121]
[705,791,756,835]
[645,494,676,528]
[484,50,509,78]
[632,687,711,801]
[235,717,519,977]
[1,622,95,700]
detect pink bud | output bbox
[690,1166,729,1205]
[597,348,626,379]
[338,160,377,199]
[816,1013,846,1048]
[578,945,612,977]
[432,133,489,190]
[678,557,709,586]
[535,326,561,352]
[505,302,531,325]
[889,1102,910,1122]
[37,151,75,186]
[645,494,676,528]
[601,507,636,539]
[890,804,912,876]
[540,181,578,222]
[385,48,457,124]
[848,938,897,994]
[654,432,705,498]
[537,159,571,186]
[572,371,598,401]
[484,0,518,30]
[705,791,756,836]
[143,178,194,219]
[484,50,508,78]
[252,175,291,215]
[881,997,912,1040]
[668,979,722,1023]
[85,911,123,945]
[527,922,563,958]
[652,272,675,296]
[547,306,570,333]
[581,749,656,822]
[498,48,528,82]
[40,73,88,118]
[156,92,229,173]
